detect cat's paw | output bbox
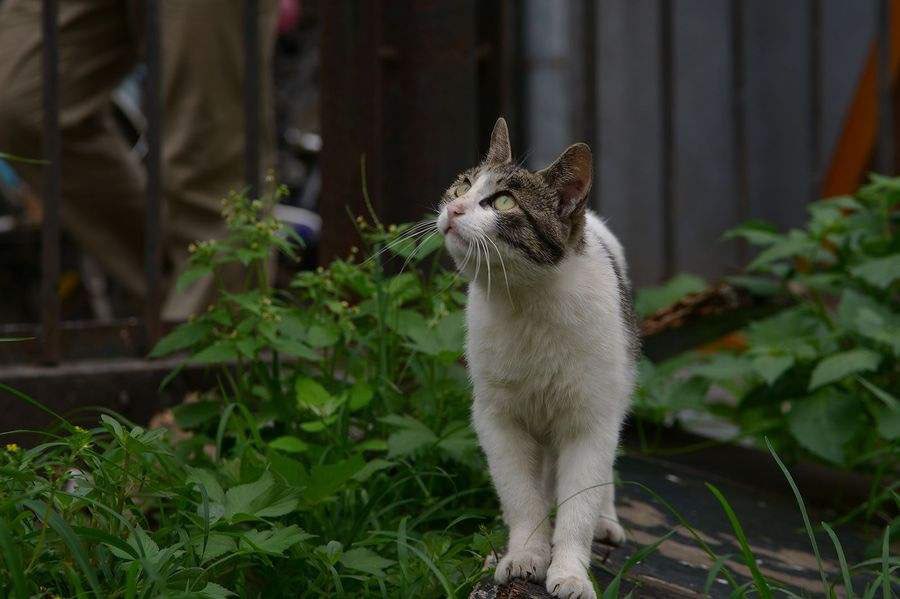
[494,546,551,583]
[593,518,625,546]
[546,563,596,599]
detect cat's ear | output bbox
[538,143,592,219]
[485,117,512,165]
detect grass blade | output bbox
[766,438,829,595]
[0,514,28,599]
[0,382,71,430]
[398,539,455,598]
[706,483,772,599]
[703,552,734,595]
[822,522,853,598]
[882,526,890,599]
[602,530,674,599]
[23,500,103,597]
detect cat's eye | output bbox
[453,182,470,197]
[492,194,516,211]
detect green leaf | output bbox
[269,435,310,454]
[808,349,881,390]
[173,400,220,428]
[838,290,900,356]
[352,458,394,482]
[746,230,819,272]
[198,582,236,599]
[437,422,478,461]
[240,525,311,555]
[722,219,781,245]
[189,340,239,364]
[295,378,334,409]
[875,408,900,440]
[850,254,900,289]
[271,336,320,361]
[381,414,438,457]
[752,354,794,386]
[187,467,226,504]
[302,455,365,504]
[788,389,865,464]
[634,273,707,317]
[149,320,211,357]
[347,382,374,412]
[306,322,341,348]
[340,547,396,577]
[225,475,271,519]
[175,264,213,291]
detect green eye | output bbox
[493,194,516,211]
[453,182,470,197]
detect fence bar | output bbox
[730,0,749,264]
[877,0,895,174]
[144,0,162,343]
[809,0,822,199]
[244,0,261,197]
[41,0,61,364]
[659,0,675,279]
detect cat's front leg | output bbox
[473,405,552,583]
[546,433,617,599]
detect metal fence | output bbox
[36,0,263,365]
[24,0,900,366]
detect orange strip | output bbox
[822,0,900,197]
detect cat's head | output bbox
[437,117,593,288]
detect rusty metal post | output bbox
[244,0,261,197]
[877,0,895,174]
[144,0,163,343]
[41,0,61,364]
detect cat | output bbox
[436,118,636,599]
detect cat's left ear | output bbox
[538,143,592,220]
[485,117,512,165]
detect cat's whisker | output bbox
[398,230,438,275]
[472,236,482,287]
[484,235,513,304]
[361,220,436,264]
[438,240,473,294]
[480,236,492,302]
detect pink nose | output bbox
[450,203,466,218]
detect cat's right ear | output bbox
[485,117,512,165]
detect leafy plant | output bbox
[639,175,899,472]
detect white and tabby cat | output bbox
[437,118,636,599]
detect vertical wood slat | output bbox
[244,0,261,197]
[41,0,61,364]
[144,0,163,344]
[659,0,675,280]
[596,0,666,286]
[877,0,895,174]
[731,0,749,264]
[809,0,822,201]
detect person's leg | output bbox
[160,0,278,320]
[0,0,146,296]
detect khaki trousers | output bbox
[0,0,277,320]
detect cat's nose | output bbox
[450,204,466,217]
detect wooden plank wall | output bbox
[521,0,877,286]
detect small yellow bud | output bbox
[5,443,19,453]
